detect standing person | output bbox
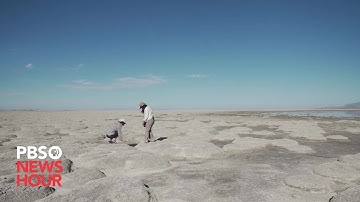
[104,118,126,143]
[139,102,155,143]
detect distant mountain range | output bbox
[324,102,360,109]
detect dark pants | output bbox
[106,131,119,139]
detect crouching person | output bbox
[104,118,126,143]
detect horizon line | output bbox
[1,108,360,112]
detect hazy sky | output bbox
[1,0,359,110]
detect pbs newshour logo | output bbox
[16,146,63,187]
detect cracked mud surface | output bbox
[0,110,359,201]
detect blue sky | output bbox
[1,0,359,110]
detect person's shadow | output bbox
[127,137,168,147]
[156,137,167,141]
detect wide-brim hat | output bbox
[118,119,126,124]
[139,102,146,108]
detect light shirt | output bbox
[143,106,154,122]
[106,122,123,136]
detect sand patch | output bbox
[211,126,253,141]
[277,120,327,140]
[284,174,342,193]
[61,168,106,188]
[0,184,55,202]
[327,135,349,140]
[346,127,360,134]
[223,137,315,154]
[251,130,276,136]
[329,186,360,202]
[73,144,170,173]
[136,140,224,160]
[39,176,157,202]
[314,162,360,182]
